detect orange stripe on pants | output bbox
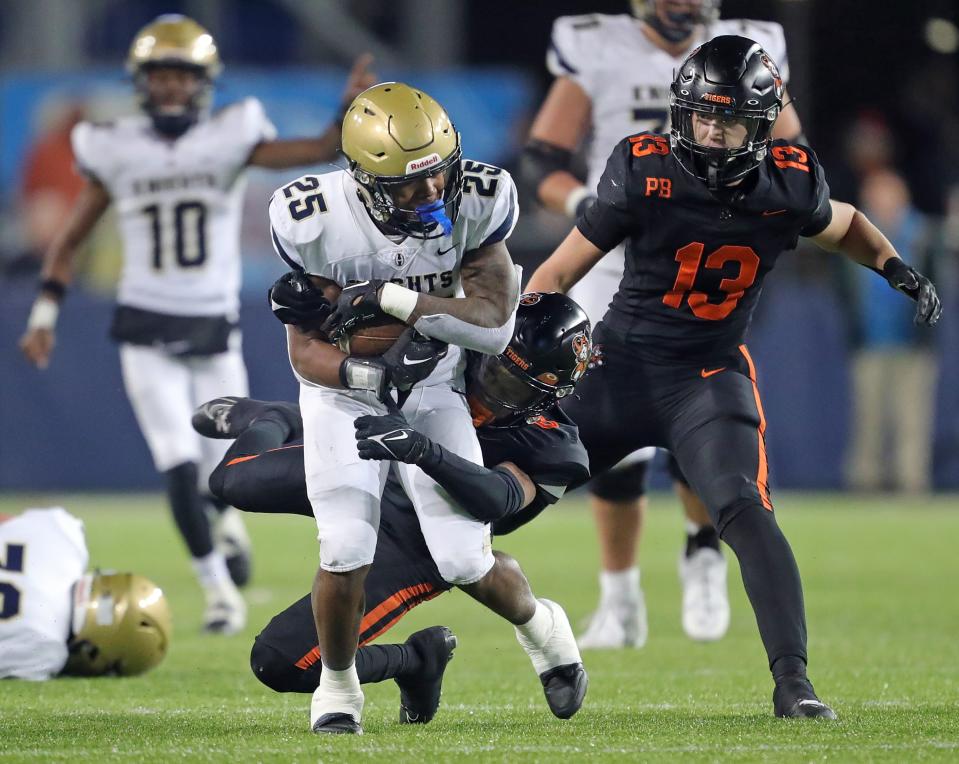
[294,582,438,670]
[738,345,772,510]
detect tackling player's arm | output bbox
[809,200,941,325]
[378,240,520,355]
[19,179,112,368]
[247,54,376,169]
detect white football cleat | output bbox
[202,579,246,636]
[515,599,587,719]
[577,591,648,649]
[212,506,253,588]
[679,546,730,642]
[311,684,364,734]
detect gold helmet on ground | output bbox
[65,572,172,677]
[342,82,463,239]
[127,14,221,136]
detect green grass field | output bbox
[1,492,957,762]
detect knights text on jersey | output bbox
[71,98,277,317]
[547,13,790,190]
[269,160,518,387]
[0,509,88,680]
[576,134,831,363]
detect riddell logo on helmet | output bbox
[406,154,442,174]
[702,93,734,105]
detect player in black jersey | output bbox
[527,36,941,720]
[193,293,592,724]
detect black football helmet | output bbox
[669,35,783,188]
[466,293,592,427]
[631,1,721,44]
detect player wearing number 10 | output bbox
[527,36,941,718]
[19,14,376,634]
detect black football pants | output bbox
[561,324,808,675]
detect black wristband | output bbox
[881,257,910,281]
[40,278,67,301]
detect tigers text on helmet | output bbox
[64,572,172,677]
[127,14,222,137]
[631,0,721,43]
[342,82,463,239]
[467,292,592,427]
[669,35,783,189]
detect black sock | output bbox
[233,416,290,455]
[165,461,213,557]
[685,525,721,556]
[356,643,422,684]
[719,500,807,675]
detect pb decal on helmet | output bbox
[669,35,783,189]
[341,82,464,239]
[127,14,222,137]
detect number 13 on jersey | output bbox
[663,242,759,321]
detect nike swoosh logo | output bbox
[382,431,409,441]
[437,246,456,255]
[701,367,726,378]
[798,700,826,708]
[403,355,433,365]
[762,209,786,216]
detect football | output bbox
[307,275,407,356]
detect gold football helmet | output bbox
[64,572,172,677]
[342,82,463,239]
[127,14,222,136]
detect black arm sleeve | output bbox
[518,139,574,201]
[418,443,527,523]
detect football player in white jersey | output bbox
[521,0,804,649]
[0,508,171,680]
[268,83,585,734]
[19,15,376,636]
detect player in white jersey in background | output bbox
[268,83,585,734]
[520,0,804,648]
[0,508,171,680]
[19,14,376,635]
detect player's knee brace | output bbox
[317,517,378,572]
[250,638,303,693]
[433,548,495,586]
[588,460,650,502]
[713,497,778,543]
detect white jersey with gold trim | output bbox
[71,98,277,317]
[269,159,518,388]
[0,508,88,680]
[548,13,790,190]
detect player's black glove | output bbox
[380,328,449,392]
[354,408,432,464]
[268,271,332,327]
[882,258,942,326]
[322,279,388,341]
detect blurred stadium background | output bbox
[1,0,958,493]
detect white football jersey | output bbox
[0,508,88,680]
[269,160,519,388]
[548,13,791,190]
[72,98,277,317]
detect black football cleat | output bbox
[773,676,837,720]
[540,662,588,719]
[192,397,302,440]
[311,713,363,735]
[395,626,458,724]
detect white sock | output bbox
[516,599,554,648]
[312,662,363,725]
[192,551,232,590]
[685,519,706,536]
[599,567,640,606]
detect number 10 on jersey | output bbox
[142,201,208,271]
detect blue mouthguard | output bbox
[415,200,453,236]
